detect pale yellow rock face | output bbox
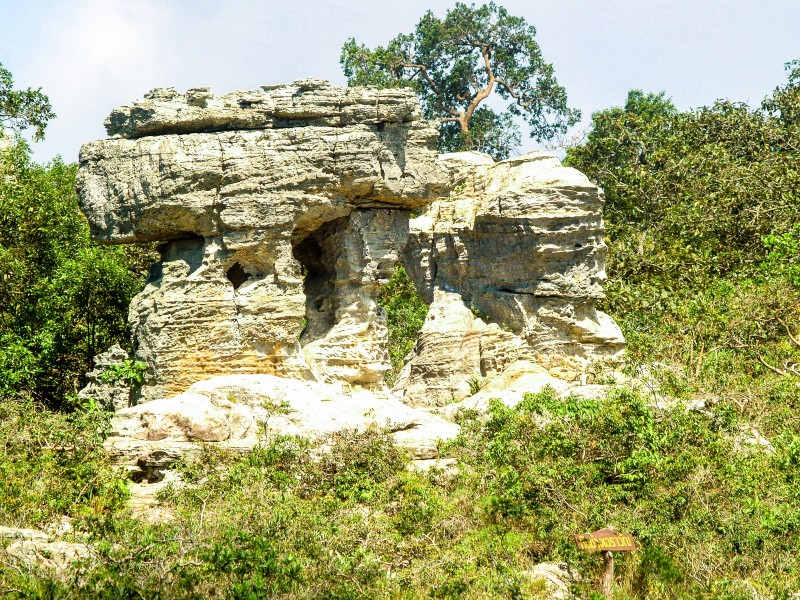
[105,375,459,464]
[78,81,447,399]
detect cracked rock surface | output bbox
[79,80,446,399]
[398,151,624,405]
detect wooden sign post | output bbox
[574,527,636,598]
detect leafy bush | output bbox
[0,140,145,407]
[763,223,800,287]
[452,387,800,596]
[377,265,428,384]
[0,399,128,529]
[566,60,800,405]
[98,359,148,389]
[305,428,407,502]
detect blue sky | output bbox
[2,0,798,163]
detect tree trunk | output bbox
[458,117,472,149]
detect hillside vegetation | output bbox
[2,61,800,598]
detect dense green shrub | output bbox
[0,399,128,529]
[566,80,800,293]
[5,389,800,597]
[565,61,800,394]
[763,223,800,287]
[452,387,800,596]
[0,140,145,407]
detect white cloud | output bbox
[4,0,798,163]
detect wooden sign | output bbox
[574,527,637,552]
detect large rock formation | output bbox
[396,151,625,405]
[77,79,623,465]
[79,79,447,400]
[104,374,459,478]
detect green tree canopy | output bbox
[566,60,800,314]
[0,67,146,407]
[341,2,580,160]
[0,141,145,406]
[0,62,55,141]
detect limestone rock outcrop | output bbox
[104,375,459,473]
[77,79,623,455]
[76,344,132,411]
[398,152,624,405]
[104,79,422,140]
[79,80,446,400]
[1,527,93,576]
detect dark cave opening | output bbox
[225,262,251,290]
[291,218,347,344]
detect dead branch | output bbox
[776,315,800,348]
[757,356,788,376]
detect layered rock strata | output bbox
[77,344,133,411]
[77,80,623,454]
[78,80,447,400]
[397,152,625,405]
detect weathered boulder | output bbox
[103,375,459,470]
[77,344,132,410]
[1,527,94,575]
[440,360,570,418]
[398,151,624,405]
[520,562,579,599]
[104,78,422,139]
[79,80,444,245]
[0,526,51,542]
[78,80,447,399]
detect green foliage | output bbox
[202,531,303,597]
[763,223,800,287]
[98,359,148,389]
[6,388,800,597]
[565,62,800,388]
[0,399,128,529]
[467,372,485,395]
[0,62,55,141]
[308,428,407,502]
[566,71,800,300]
[762,59,800,125]
[341,2,579,159]
[452,387,800,596]
[438,106,522,159]
[0,139,144,407]
[377,265,428,384]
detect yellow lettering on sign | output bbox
[575,533,635,551]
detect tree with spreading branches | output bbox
[0,62,55,142]
[340,2,580,160]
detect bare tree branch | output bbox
[495,77,534,110]
[398,61,462,118]
[758,355,789,376]
[776,315,800,348]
